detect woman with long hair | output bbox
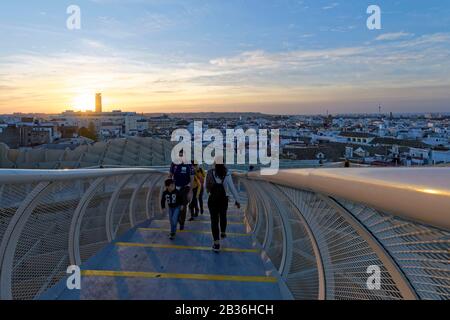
[205,161,241,253]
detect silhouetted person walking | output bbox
[206,162,241,253]
[344,160,351,168]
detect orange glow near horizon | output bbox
[70,93,95,112]
[2,83,449,115]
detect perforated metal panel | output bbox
[239,179,257,229]
[111,177,136,238]
[276,189,321,299]
[238,176,419,300]
[131,176,153,226]
[239,180,323,300]
[11,180,91,300]
[279,187,404,300]
[257,183,284,271]
[253,185,267,246]
[0,184,37,248]
[0,169,167,300]
[78,177,118,263]
[149,176,165,218]
[336,198,450,300]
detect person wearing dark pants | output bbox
[188,186,200,219]
[209,197,229,242]
[206,161,241,253]
[190,161,206,219]
[178,185,192,227]
[198,186,204,215]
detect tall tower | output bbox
[95,93,102,113]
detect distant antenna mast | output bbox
[378,104,382,115]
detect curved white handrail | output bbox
[0,168,165,184]
[1,167,449,229]
[239,167,450,230]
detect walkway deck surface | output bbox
[41,206,284,300]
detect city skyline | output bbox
[1,1,450,114]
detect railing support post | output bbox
[106,175,133,242]
[68,178,105,266]
[129,174,152,227]
[275,186,327,300]
[145,176,157,219]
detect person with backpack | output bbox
[205,161,241,253]
[169,150,194,231]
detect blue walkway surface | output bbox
[41,207,285,300]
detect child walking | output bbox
[161,179,183,240]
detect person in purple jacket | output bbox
[169,150,194,231]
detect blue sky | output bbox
[0,0,449,114]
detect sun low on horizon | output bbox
[70,93,96,112]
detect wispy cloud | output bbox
[1,30,449,113]
[322,2,339,10]
[376,32,414,41]
[1,1,450,113]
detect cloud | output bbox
[200,33,450,91]
[1,31,450,113]
[322,2,339,10]
[80,39,109,50]
[376,32,414,41]
[139,12,177,32]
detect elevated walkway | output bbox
[41,205,286,300]
[0,167,448,300]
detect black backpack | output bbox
[209,170,227,204]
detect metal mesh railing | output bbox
[243,179,322,300]
[149,176,165,218]
[237,174,450,301]
[336,198,450,300]
[250,182,284,270]
[0,168,166,300]
[0,184,38,249]
[1,167,448,300]
[111,177,136,239]
[132,177,152,225]
[292,190,403,300]
[11,180,90,300]
[78,177,116,263]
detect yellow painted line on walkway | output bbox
[116,242,259,253]
[191,220,244,225]
[81,270,277,283]
[203,214,243,218]
[138,228,251,237]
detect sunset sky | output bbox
[0,0,450,114]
